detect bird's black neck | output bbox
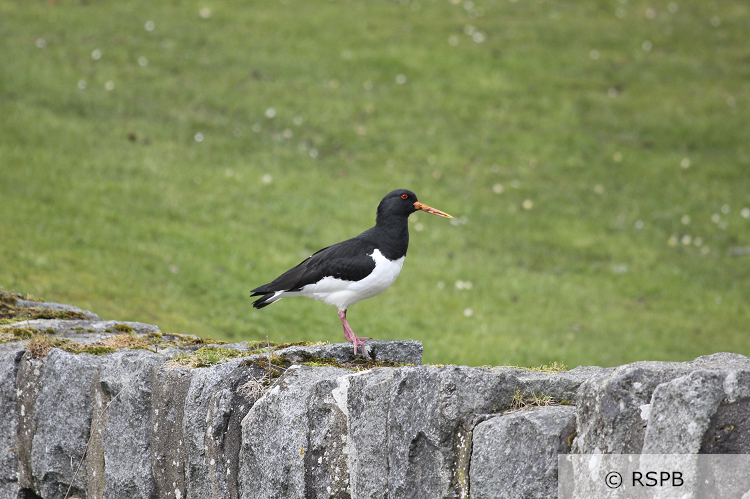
[365,215,410,260]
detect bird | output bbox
[250,189,452,356]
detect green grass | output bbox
[1,0,749,367]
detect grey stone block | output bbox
[239,365,351,499]
[470,405,577,499]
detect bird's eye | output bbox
[401,193,408,199]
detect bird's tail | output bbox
[251,291,283,309]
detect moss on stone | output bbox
[298,351,411,371]
[168,346,253,368]
[0,327,39,343]
[0,290,86,323]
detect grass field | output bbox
[1,0,749,367]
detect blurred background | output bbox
[1,0,748,367]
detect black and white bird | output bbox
[251,189,452,356]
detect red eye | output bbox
[401,193,408,199]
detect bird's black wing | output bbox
[251,237,377,294]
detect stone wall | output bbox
[1,299,749,499]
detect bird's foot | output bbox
[347,334,371,357]
[339,309,370,357]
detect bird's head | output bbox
[376,189,453,223]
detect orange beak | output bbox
[414,202,453,218]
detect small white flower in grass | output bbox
[681,215,690,225]
[681,234,692,245]
[448,35,459,47]
[642,40,653,52]
[432,171,442,180]
[92,49,102,60]
[510,179,520,189]
[741,208,750,219]
[138,56,148,67]
[721,204,730,214]
[265,107,276,119]
[710,16,721,27]
[395,74,407,85]
[693,237,703,247]
[472,32,486,43]
[680,157,690,168]
[35,38,46,49]
[667,2,678,13]
[667,235,678,247]
[169,265,179,274]
[261,174,272,184]
[522,199,533,210]
[309,148,319,159]
[613,151,623,162]
[105,80,115,91]
[199,7,212,18]
[292,116,303,126]
[437,281,445,290]
[701,246,710,255]
[282,129,293,139]
[414,223,424,232]
[612,264,629,274]
[593,184,604,195]
[77,80,87,90]
[363,80,374,91]
[608,87,619,98]
[251,123,261,133]
[492,183,504,194]
[463,25,477,35]
[225,168,234,177]
[194,132,204,142]
[711,213,721,223]
[463,308,474,317]
[589,49,600,60]
[145,20,155,31]
[635,220,644,230]
[645,7,656,19]
[457,281,473,290]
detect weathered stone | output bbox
[14,300,101,321]
[0,350,24,499]
[470,405,576,499]
[94,349,166,499]
[151,366,193,499]
[343,367,504,498]
[203,361,269,499]
[31,349,103,499]
[273,339,423,365]
[642,370,727,453]
[185,358,271,499]
[574,353,750,454]
[238,365,351,499]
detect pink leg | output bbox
[338,309,370,357]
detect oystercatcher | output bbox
[251,189,452,356]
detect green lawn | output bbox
[1,0,749,367]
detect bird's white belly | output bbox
[300,249,405,310]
